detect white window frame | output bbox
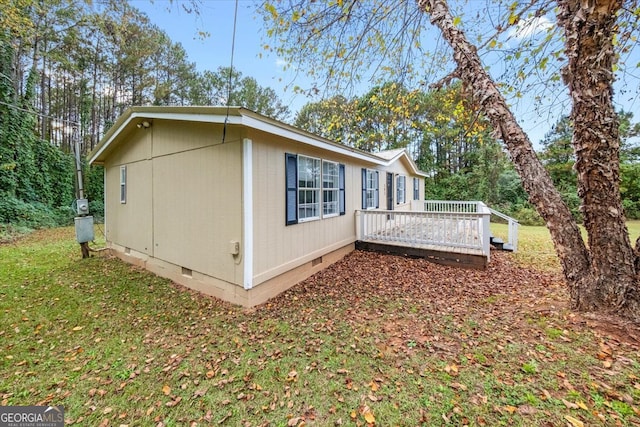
[397,175,406,205]
[119,165,127,204]
[322,160,340,218]
[297,155,321,222]
[413,177,420,201]
[364,169,378,210]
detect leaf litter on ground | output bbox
[1,227,639,426]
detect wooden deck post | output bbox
[479,202,492,262]
[355,210,362,240]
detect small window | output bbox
[396,175,406,204]
[120,165,127,204]
[413,177,420,201]
[362,169,379,209]
[322,160,340,217]
[298,155,321,221]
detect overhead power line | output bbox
[0,99,80,126]
[222,0,240,144]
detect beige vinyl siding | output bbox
[105,160,153,254]
[250,131,364,286]
[102,127,151,166]
[150,120,244,285]
[104,130,152,254]
[104,120,245,286]
[376,156,421,210]
[151,120,237,157]
[152,144,242,284]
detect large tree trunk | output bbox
[557,0,640,315]
[418,0,640,322]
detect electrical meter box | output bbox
[75,215,94,243]
[76,198,89,215]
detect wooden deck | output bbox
[355,204,494,269]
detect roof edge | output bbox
[88,106,428,177]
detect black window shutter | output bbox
[339,164,345,215]
[361,168,367,209]
[285,153,298,225]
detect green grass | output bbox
[1,227,639,426]
[491,220,640,271]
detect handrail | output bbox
[487,207,519,252]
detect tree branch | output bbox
[429,69,460,90]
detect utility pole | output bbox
[73,127,93,258]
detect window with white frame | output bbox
[362,169,379,209]
[120,165,127,204]
[396,175,406,204]
[298,155,321,221]
[286,153,345,225]
[413,177,420,200]
[322,160,340,217]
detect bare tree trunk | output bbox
[418,0,591,292]
[557,0,640,314]
[418,0,640,322]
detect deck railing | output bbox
[421,200,518,252]
[356,200,519,259]
[356,207,492,257]
[422,200,480,213]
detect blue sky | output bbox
[136,0,312,113]
[134,0,639,148]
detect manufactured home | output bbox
[89,106,441,306]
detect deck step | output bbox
[490,236,504,250]
[489,236,515,252]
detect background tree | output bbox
[294,95,356,143]
[261,0,640,321]
[193,66,290,121]
[540,112,640,221]
[0,0,290,234]
[295,82,508,206]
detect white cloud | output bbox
[275,58,289,68]
[508,16,553,39]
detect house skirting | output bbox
[355,241,487,269]
[107,242,355,307]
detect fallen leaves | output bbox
[350,404,376,425]
[564,414,584,427]
[287,370,298,382]
[5,229,640,427]
[363,408,376,424]
[161,384,171,396]
[165,396,181,407]
[444,363,459,376]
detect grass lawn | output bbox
[491,220,640,272]
[1,226,639,426]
